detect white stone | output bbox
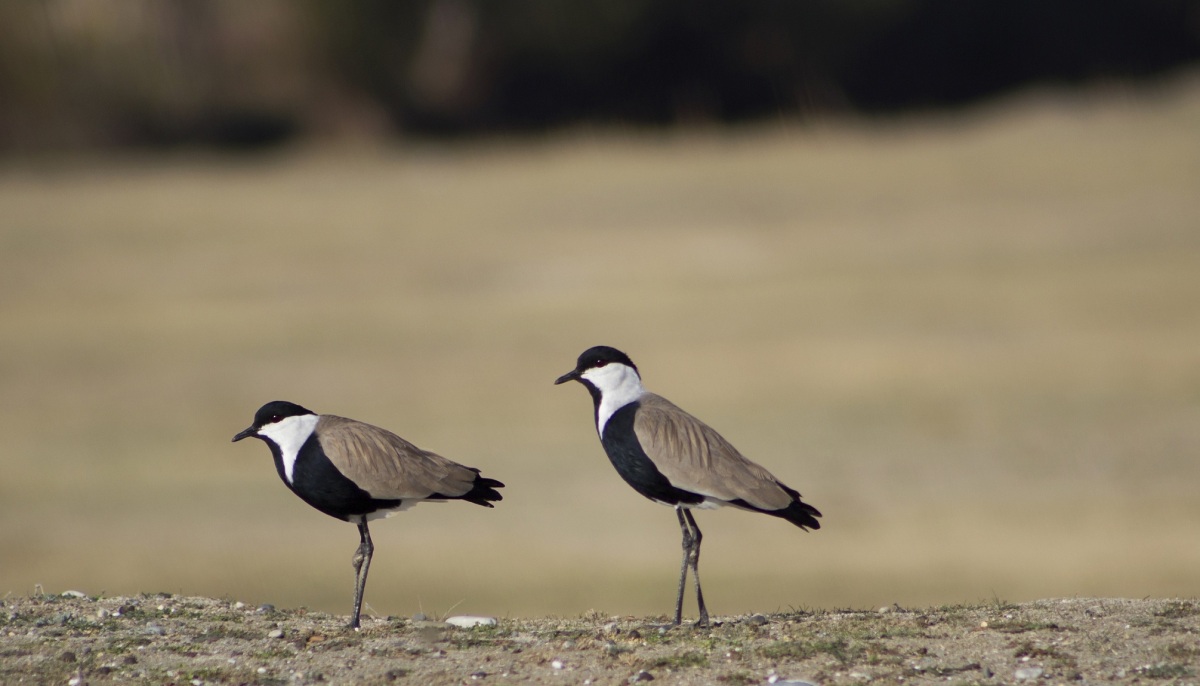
[1014,666,1043,680]
[445,615,497,628]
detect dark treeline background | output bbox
[2,0,1198,151]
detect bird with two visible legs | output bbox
[555,346,821,627]
[232,401,504,630]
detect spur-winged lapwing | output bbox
[232,400,504,629]
[555,346,821,626]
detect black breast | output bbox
[600,402,704,507]
[287,434,403,521]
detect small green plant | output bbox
[252,647,295,660]
[1165,642,1200,659]
[176,667,234,682]
[451,624,512,649]
[716,670,757,684]
[1013,641,1078,669]
[646,650,709,669]
[990,619,1068,634]
[1137,663,1193,679]
[760,638,862,665]
[1153,601,1199,619]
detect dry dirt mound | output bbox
[2,594,1197,685]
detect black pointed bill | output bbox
[232,427,257,442]
[554,369,581,385]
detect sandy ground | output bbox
[3,593,1197,685]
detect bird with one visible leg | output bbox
[555,346,821,627]
[232,401,504,630]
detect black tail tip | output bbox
[783,501,822,531]
[467,476,504,507]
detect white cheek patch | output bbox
[583,363,645,437]
[257,414,319,484]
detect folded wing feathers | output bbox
[633,394,795,512]
[316,415,477,500]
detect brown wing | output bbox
[632,393,794,511]
[315,415,478,500]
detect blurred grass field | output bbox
[2,77,1199,620]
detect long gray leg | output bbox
[683,509,709,627]
[673,507,691,625]
[350,520,374,630]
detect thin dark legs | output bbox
[350,520,374,630]
[673,507,709,627]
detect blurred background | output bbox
[2,0,1199,620]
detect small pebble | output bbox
[67,675,85,686]
[445,616,497,628]
[257,667,267,674]
[97,608,110,620]
[122,656,138,665]
[630,670,655,682]
[233,602,246,610]
[1014,666,1043,680]
[551,660,564,670]
[61,590,87,599]
[746,614,769,626]
[412,612,428,621]
[257,604,276,614]
[61,651,77,663]
[470,671,487,679]
[268,629,285,639]
[144,625,166,636]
